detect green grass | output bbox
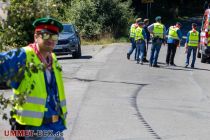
[81,37,129,45]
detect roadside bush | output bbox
[66,0,133,40]
[65,0,101,40]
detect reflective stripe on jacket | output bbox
[135,27,144,41]
[188,30,199,47]
[153,23,164,39]
[12,46,67,127]
[168,26,179,40]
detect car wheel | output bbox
[72,44,81,58]
[201,54,207,63]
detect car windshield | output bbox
[62,24,74,33]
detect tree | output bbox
[64,0,102,39]
[0,0,64,51]
[66,0,133,39]
[131,0,204,20]
[95,0,133,38]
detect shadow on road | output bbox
[162,66,193,71]
[185,67,210,72]
[57,55,93,60]
[141,62,210,72]
[159,64,210,72]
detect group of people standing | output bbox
[127,16,200,69]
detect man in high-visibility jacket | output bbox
[185,23,200,68]
[0,17,67,140]
[166,22,183,66]
[148,16,166,67]
[127,18,142,60]
[135,21,147,64]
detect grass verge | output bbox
[81,37,129,45]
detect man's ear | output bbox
[34,33,38,42]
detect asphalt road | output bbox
[62,43,210,140]
[1,43,210,140]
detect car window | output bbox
[62,25,74,33]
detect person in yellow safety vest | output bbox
[0,17,67,140]
[147,16,166,67]
[185,23,200,68]
[135,21,147,64]
[127,18,142,60]
[166,22,183,66]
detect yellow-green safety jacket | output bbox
[153,23,164,39]
[135,27,144,41]
[130,24,137,38]
[188,30,199,47]
[168,26,179,40]
[12,46,67,127]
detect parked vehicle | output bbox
[198,9,210,63]
[53,24,81,58]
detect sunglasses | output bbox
[41,32,59,41]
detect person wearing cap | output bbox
[143,19,150,62]
[184,23,200,68]
[127,18,142,60]
[135,21,147,64]
[166,22,183,66]
[147,16,166,67]
[0,17,67,139]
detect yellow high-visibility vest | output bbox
[188,30,199,47]
[130,24,137,38]
[135,27,144,41]
[153,23,164,39]
[12,46,67,127]
[168,26,179,40]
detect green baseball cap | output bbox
[155,16,161,21]
[33,17,63,33]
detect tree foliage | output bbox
[132,0,204,21]
[0,0,133,50]
[65,0,101,39]
[66,0,133,39]
[0,0,64,51]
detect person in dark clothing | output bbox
[143,19,150,62]
[166,22,183,66]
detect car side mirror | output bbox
[76,30,79,34]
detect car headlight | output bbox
[69,38,77,43]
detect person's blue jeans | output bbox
[128,38,137,59]
[185,46,197,67]
[136,40,145,62]
[150,42,162,65]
